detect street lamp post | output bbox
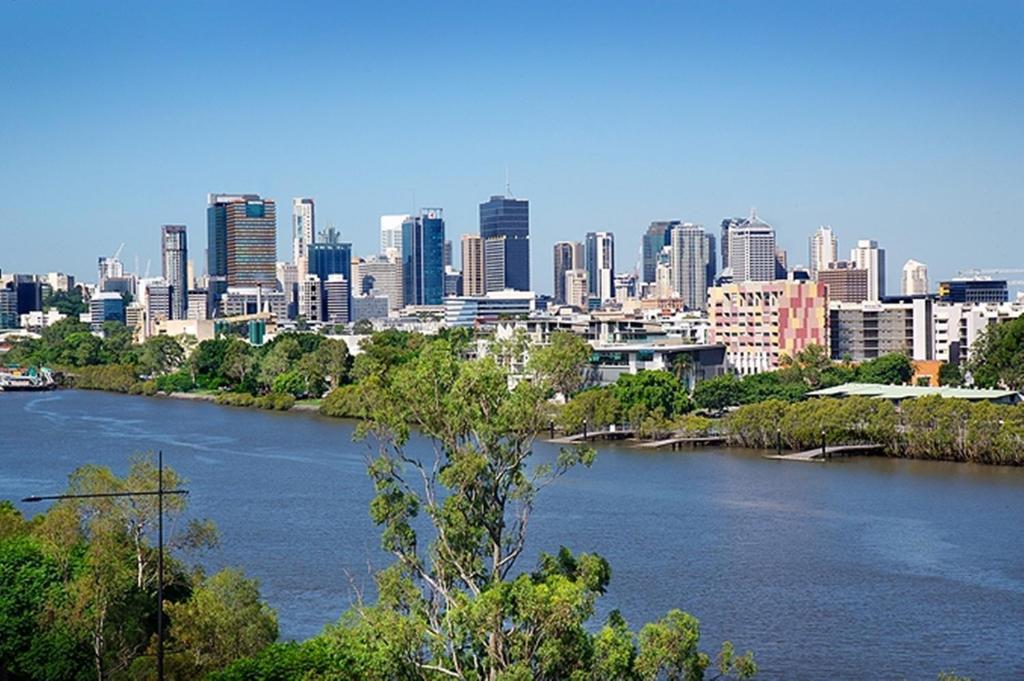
[22,451,187,681]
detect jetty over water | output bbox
[636,435,728,450]
[549,428,636,444]
[765,443,886,463]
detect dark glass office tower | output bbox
[642,221,680,284]
[207,193,260,315]
[479,195,529,291]
[402,209,445,306]
[308,233,353,322]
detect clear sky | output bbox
[2,1,1021,293]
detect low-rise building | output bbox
[445,291,536,328]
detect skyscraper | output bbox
[461,234,485,297]
[720,217,743,271]
[380,215,409,259]
[161,225,188,319]
[484,237,507,293]
[564,269,589,309]
[670,224,712,310]
[292,198,315,274]
[479,195,530,291]
[808,225,838,277]
[585,232,615,301]
[225,197,277,289]
[850,239,886,301]
[207,193,262,313]
[353,256,404,311]
[901,259,929,296]
[642,221,680,284]
[443,240,453,268]
[727,211,776,282]
[553,241,583,304]
[402,209,445,306]
[307,231,352,320]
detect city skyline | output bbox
[2,2,1022,291]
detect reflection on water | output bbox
[2,390,1022,680]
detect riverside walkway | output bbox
[765,443,886,463]
[635,435,728,450]
[549,428,636,444]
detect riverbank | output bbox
[54,379,1024,466]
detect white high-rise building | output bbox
[380,214,409,260]
[654,249,674,299]
[323,274,350,323]
[585,231,615,301]
[808,225,838,277]
[727,211,776,282]
[851,239,886,301]
[670,223,711,310]
[276,262,299,317]
[298,274,322,322]
[292,198,315,274]
[901,259,929,296]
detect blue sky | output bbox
[2,1,1021,293]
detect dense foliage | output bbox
[0,456,274,680]
[692,346,915,411]
[968,315,1024,391]
[329,335,756,680]
[4,321,352,404]
[725,396,1024,464]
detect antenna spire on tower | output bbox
[505,165,512,197]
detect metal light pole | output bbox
[22,451,187,681]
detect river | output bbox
[2,390,1022,679]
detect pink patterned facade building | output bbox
[708,280,829,374]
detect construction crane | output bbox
[112,242,125,261]
[956,268,1024,278]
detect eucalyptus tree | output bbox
[354,336,755,680]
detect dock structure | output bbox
[635,435,728,450]
[765,443,885,463]
[548,428,636,444]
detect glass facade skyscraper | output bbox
[479,195,529,291]
[642,221,680,284]
[207,193,261,314]
[161,224,188,319]
[402,209,445,306]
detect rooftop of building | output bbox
[806,382,1020,402]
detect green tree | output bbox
[856,353,913,385]
[346,337,753,680]
[100,322,136,365]
[559,387,621,432]
[938,362,964,387]
[44,289,88,316]
[612,371,692,420]
[61,332,104,367]
[967,316,1024,390]
[137,335,185,377]
[271,369,307,397]
[161,568,278,679]
[528,331,592,398]
[692,374,745,411]
[258,336,303,389]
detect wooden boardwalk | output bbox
[765,443,885,463]
[548,428,636,444]
[635,435,728,450]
